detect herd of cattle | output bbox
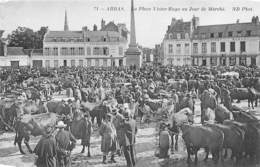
[0,66,259,165]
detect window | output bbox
[79,60,84,66]
[71,48,75,55]
[237,31,242,37]
[54,60,59,67]
[168,44,173,54]
[93,47,100,55]
[45,60,50,68]
[201,33,206,38]
[239,57,246,66]
[211,42,216,53]
[202,43,207,53]
[71,60,75,67]
[185,43,189,54]
[53,48,58,56]
[87,59,91,66]
[79,47,84,55]
[95,59,99,66]
[246,30,251,36]
[220,42,225,52]
[230,42,235,52]
[210,57,217,66]
[177,58,180,61]
[259,41,260,51]
[87,47,91,55]
[119,47,123,55]
[44,48,50,56]
[103,47,109,55]
[169,33,173,39]
[218,32,223,38]
[228,31,233,37]
[61,47,67,56]
[177,33,181,39]
[210,33,214,38]
[103,37,107,42]
[229,57,236,66]
[193,43,198,54]
[176,44,181,54]
[240,41,246,52]
[103,59,107,67]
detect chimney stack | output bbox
[101,19,106,30]
[93,24,97,31]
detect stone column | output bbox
[236,57,240,65]
[206,57,211,66]
[216,57,220,66]
[226,57,229,66]
[246,56,251,66]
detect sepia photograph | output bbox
[0,0,260,166]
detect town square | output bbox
[0,0,260,167]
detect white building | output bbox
[31,12,128,68]
[163,18,193,66]
[163,16,260,67]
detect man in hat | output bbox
[121,111,138,167]
[99,113,118,164]
[80,112,92,156]
[55,121,76,167]
[111,107,125,155]
[34,125,57,167]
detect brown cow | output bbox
[14,112,58,154]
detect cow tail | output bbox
[14,129,18,146]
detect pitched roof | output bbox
[167,21,191,34]
[193,22,260,38]
[7,47,26,55]
[44,31,83,42]
[101,21,119,32]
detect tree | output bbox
[8,26,48,49]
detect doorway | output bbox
[63,60,67,67]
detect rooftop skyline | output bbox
[1,0,260,48]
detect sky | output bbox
[1,0,260,48]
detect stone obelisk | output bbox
[125,0,142,68]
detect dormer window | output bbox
[246,30,251,36]
[237,31,242,36]
[177,33,181,39]
[228,31,233,37]
[169,33,173,39]
[201,33,206,38]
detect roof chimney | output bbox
[64,10,69,31]
[93,24,97,31]
[101,19,106,30]
[236,19,239,23]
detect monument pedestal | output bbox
[125,46,142,68]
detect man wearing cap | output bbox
[99,113,118,164]
[80,112,92,156]
[55,121,76,167]
[121,111,138,167]
[34,125,57,167]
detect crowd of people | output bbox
[1,64,260,167]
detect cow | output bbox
[230,88,256,108]
[215,104,233,124]
[14,112,59,154]
[200,90,217,123]
[181,124,224,164]
[168,107,193,153]
[206,123,244,161]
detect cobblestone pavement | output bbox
[0,98,259,167]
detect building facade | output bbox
[163,16,260,67]
[0,31,30,68]
[31,12,128,68]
